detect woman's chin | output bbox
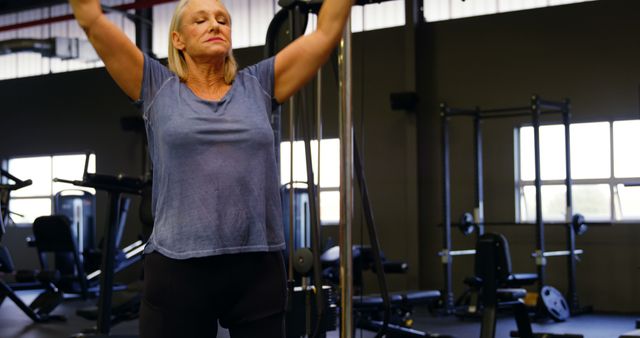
[189,50,228,63]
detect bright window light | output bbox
[571,122,610,179]
[520,184,566,222]
[7,198,52,224]
[613,120,640,178]
[280,139,340,188]
[573,184,611,221]
[425,0,597,23]
[519,125,566,181]
[616,184,640,221]
[517,120,640,222]
[4,153,96,226]
[280,138,340,225]
[52,154,96,195]
[7,156,52,197]
[320,190,340,224]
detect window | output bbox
[424,0,596,23]
[0,0,601,80]
[516,120,640,222]
[2,154,96,225]
[152,0,406,58]
[0,0,135,81]
[0,0,405,80]
[280,138,340,225]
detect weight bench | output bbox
[355,290,443,337]
[0,245,66,323]
[321,246,450,337]
[458,236,538,318]
[30,200,141,299]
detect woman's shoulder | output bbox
[237,57,275,94]
[239,57,275,78]
[144,54,175,78]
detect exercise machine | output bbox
[55,155,147,338]
[267,3,336,337]
[28,197,141,301]
[266,1,447,336]
[0,169,66,323]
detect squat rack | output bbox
[439,95,586,315]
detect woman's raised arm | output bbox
[70,0,144,100]
[273,0,353,104]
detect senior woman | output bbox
[68,0,352,337]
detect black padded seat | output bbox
[507,273,538,287]
[404,290,441,303]
[32,216,90,298]
[354,290,441,309]
[496,288,527,301]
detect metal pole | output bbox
[287,8,296,298]
[474,107,485,236]
[338,16,353,338]
[96,192,121,334]
[531,95,546,291]
[563,99,579,313]
[316,67,322,220]
[440,103,454,313]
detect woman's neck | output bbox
[184,57,230,101]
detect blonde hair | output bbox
[167,0,237,84]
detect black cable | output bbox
[328,25,390,338]
[265,5,326,337]
[292,10,327,336]
[264,6,297,317]
[359,11,366,337]
[354,139,391,338]
[354,14,390,335]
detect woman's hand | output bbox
[69,0,144,101]
[273,0,354,103]
[69,0,103,30]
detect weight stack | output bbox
[286,285,337,337]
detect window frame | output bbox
[1,152,96,226]
[515,120,640,223]
[280,138,340,226]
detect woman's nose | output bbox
[209,20,219,32]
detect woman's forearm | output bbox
[69,0,103,31]
[316,0,354,44]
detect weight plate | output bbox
[540,285,570,322]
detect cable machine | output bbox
[265,1,439,337]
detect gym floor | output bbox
[1,290,637,338]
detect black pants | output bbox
[140,250,287,338]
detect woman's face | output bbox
[173,0,232,62]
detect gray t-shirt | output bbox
[139,55,285,259]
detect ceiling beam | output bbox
[0,0,67,15]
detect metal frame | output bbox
[439,96,586,314]
[518,119,640,223]
[338,17,354,338]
